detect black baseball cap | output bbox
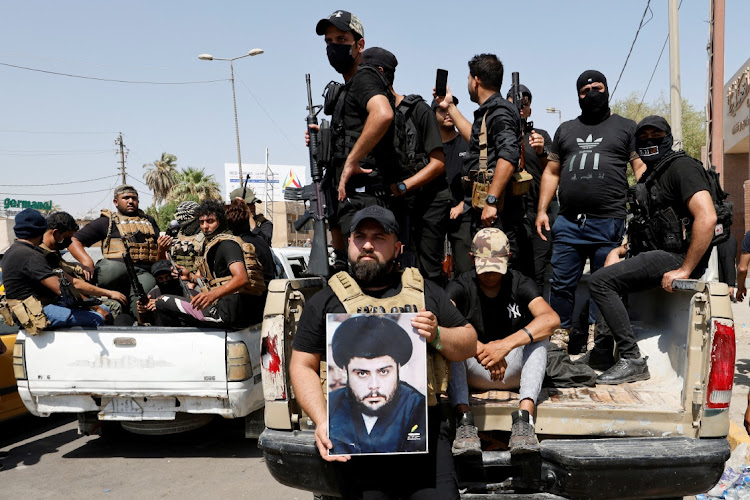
[315,10,364,38]
[506,84,532,104]
[350,205,399,235]
[151,260,173,277]
[430,96,459,111]
[635,115,671,136]
[362,47,397,72]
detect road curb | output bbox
[728,420,750,451]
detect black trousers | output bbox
[528,211,552,295]
[334,406,459,499]
[588,250,685,359]
[448,213,474,278]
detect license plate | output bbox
[99,397,143,419]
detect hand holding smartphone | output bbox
[435,69,448,97]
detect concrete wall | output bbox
[0,218,15,253]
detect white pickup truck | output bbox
[12,247,311,436]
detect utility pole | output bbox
[668,0,683,150]
[707,0,725,178]
[264,147,275,226]
[115,132,127,185]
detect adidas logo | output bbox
[576,134,603,150]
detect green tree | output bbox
[611,91,706,160]
[166,167,222,203]
[145,194,199,230]
[143,153,179,206]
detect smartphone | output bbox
[435,69,448,97]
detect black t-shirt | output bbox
[522,127,553,214]
[443,134,470,207]
[398,96,447,192]
[207,239,245,280]
[643,154,711,221]
[550,114,638,219]
[445,270,539,344]
[239,232,275,284]
[74,212,160,268]
[3,241,57,302]
[463,92,523,215]
[252,215,273,247]
[292,272,468,356]
[334,66,400,183]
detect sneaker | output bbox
[575,349,616,371]
[452,422,481,456]
[596,357,650,385]
[550,328,570,352]
[509,410,540,455]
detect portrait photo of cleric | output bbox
[326,314,428,456]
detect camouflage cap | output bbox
[316,10,364,39]
[229,186,261,204]
[472,228,510,275]
[113,184,138,197]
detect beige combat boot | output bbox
[550,328,570,351]
[586,323,596,352]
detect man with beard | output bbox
[68,185,172,318]
[155,200,266,328]
[308,11,398,266]
[535,71,646,352]
[587,116,716,384]
[328,315,427,455]
[436,54,533,278]
[290,205,476,499]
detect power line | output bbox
[610,1,654,101]
[0,62,229,85]
[0,174,118,187]
[0,187,114,196]
[0,149,111,153]
[0,129,116,135]
[126,173,151,189]
[0,50,177,72]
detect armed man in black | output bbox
[68,185,171,318]
[506,85,553,293]
[437,54,532,278]
[311,10,399,265]
[587,116,717,384]
[362,47,449,285]
[290,205,476,498]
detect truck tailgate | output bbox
[22,326,228,397]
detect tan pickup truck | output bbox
[258,277,734,499]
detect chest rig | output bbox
[195,233,266,296]
[328,268,450,406]
[171,231,205,272]
[101,210,158,262]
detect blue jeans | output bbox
[549,215,625,329]
[43,304,107,328]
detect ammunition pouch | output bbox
[7,296,50,335]
[328,268,450,406]
[101,209,159,263]
[318,120,333,166]
[323,80,344,116]
[630,206,685,254]
[0,295,14,326]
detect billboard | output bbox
[224,163,307,201]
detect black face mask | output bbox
[327,42,356,74]
[159,278,183,296]
[636,134,674,166]
[578,89,610,123]
[56,237,72,250]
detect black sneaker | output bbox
[596,357,650,385]
[509,410,540,455]
[452,422,481,456]
[575,349,616,371]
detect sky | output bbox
[2,1,749,219]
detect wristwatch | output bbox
[397,182,408,195]
[485,194,498,205]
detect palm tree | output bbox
[143,153,179,206]
[167,167,222,202]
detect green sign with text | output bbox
[3,198,53,210]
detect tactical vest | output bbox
[171,231,205,272]
[397,94,429,179]
[195,233,266,296]
[330,65,407,187]
[101,209,159,263]
[328,268,450,406]
[628,151,733,255]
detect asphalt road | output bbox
[3,299,750,499]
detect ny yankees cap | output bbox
[350,205,399,235]
[472,228,510,275]
[316,10,364,39]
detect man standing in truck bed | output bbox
[290,205,476,498]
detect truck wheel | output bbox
[120,414,214,435]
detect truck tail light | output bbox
[706,318,735,409]
[227,341,252,382]
[13,341,26,380]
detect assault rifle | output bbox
[284,74,331,277]
[122,236,149,325]
[165,251,193,298]
[241,173,251,201]
[510,72,527,171]
[55,269,101,309]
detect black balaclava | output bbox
[635,115,674,168]
[327,42,357,74]
[577,70,610,124]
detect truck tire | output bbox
[120,414,214,435]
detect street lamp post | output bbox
[198,49,264,182]
[546,107,562,127]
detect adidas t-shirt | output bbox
[549,114,638,219]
